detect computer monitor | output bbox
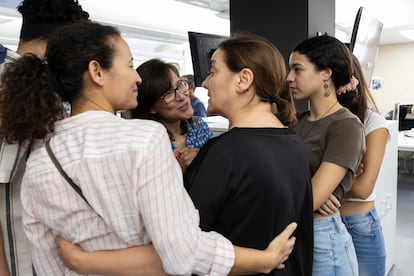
[188,31,228,87]
[394,103,414,131]
[349,7,383,86]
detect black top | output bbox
[185,127,313,276]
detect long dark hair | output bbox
[0,21,120,146]
[218,33,297,127]
[338,54,379,122]
[293,35,353,90]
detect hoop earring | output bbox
[324,81,331,97]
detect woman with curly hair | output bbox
[0,1,89,275]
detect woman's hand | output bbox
[56,236,87,273]
[355,163,364,178]
[264,222,297,271]
[175,147,199,172]
[317,194,341,216]
[230,222,297,275]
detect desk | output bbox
[398,130,414,176]
[398,130,414,152]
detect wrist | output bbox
[65,249,89,273]
[260,250,277,274]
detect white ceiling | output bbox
[0,0,413,68]
[0,0,230,68]
[177,0,414,45]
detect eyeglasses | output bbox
[160,79,190,104]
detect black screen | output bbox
[396,103,414,131]
[188,31,228,87]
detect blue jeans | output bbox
[342,207,386,276]
[313,212,358,275]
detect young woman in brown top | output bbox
[287,35,365,275]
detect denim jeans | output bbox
[313,212,358,275]
[342,207,386,276]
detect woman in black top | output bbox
[184,33,313,275]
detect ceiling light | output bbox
[95,20,187,44]
[0,15,13,23]
[0,37,18,44]
[174,0,228,12]
[400,30,414,40]
[0,6,20,17]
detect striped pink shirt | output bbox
[21,111,234,275]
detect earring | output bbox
[324,81,331,97]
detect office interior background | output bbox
[1,0,413,114]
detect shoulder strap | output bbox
[45,138,91,207]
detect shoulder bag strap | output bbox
[45,138,92,208]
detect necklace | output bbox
[311,101,338,121]
[300,101,338,140]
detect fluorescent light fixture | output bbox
[0,37,18,44]
[94,20,187,44]
[0,6,20,17]
[155,43,186,53]
[400,30,414,40]
[174,0,228,12]
[0,15,13,23]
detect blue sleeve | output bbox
[198,117,213,140]
[192,100,207,117]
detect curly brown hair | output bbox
[17,0,89,42]
[0,21,120,146]
[0,54,64,145]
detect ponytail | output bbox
[273,97,297,128]
[262,95,297,128]
[261,83,297,127]
[0,53,64,146]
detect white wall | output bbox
[371,43,414,114]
